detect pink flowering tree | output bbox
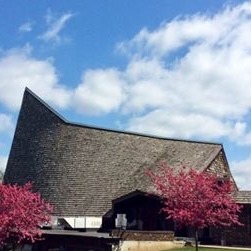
[0,182,53,249]
[147,163,242,251]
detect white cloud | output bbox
[73,69,127,115]
[0,114,14,135]
[0,46,72,111]
[122,59,170,113]
[0,156,8,173]
[110,2,251,147]
[0,46,126,116]
[231,157,251,190]
[127,110,247,140]
[40,9,74,43]
[118,2,251,59]
[19,22,33,33]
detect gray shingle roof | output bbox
[234,191,251,204]
[4,88,224,217]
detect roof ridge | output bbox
[24,87,223,146]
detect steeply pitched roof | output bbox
[4,88,224,217]
[234,191,251,204]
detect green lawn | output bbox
[167,248,249,251]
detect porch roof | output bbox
[234,191,251,204]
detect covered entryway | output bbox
[111,190,174,231]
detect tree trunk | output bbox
[195,229,199,251]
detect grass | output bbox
[167,248,249,251]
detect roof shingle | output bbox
[234,191,251,204]
[4,88,226,217]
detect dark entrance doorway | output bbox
[112,190,174,231]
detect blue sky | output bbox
[0,0,251,189]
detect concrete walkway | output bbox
[199,245,251,250]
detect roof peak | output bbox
[24,87,68,123]
[24,87,223,146]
